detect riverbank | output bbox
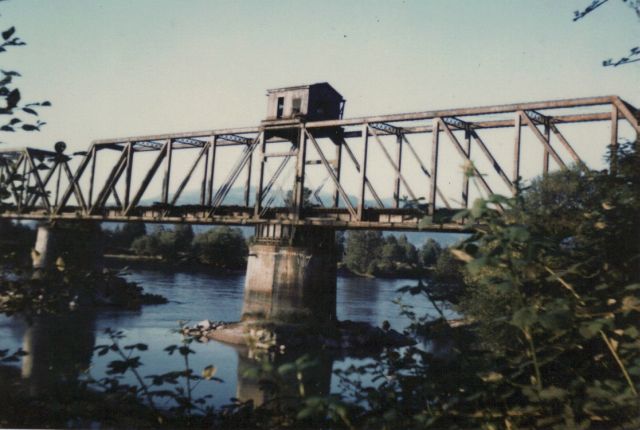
[106,254,428,280]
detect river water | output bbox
[0,269,451,408]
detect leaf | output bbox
[538,386,568,400]
[450,248,473,263]
[277,363,296,376]
[6,89,20,109]
[510,306,537,329]
[22,107,37,116]
[2,27,15,41]
[202,365,217,380]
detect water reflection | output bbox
[20,311,96,396]
[235,346,335,407]
[0,270,441,409]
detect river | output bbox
[0,269,452,408]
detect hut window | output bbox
[292,97,302,115]
[276,97,285,118]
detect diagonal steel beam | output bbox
[3,153,25,208]
[519,111,567,170]
[90,147,128,213]
[470,130,514,192]
[170,142,210,206]
[209,133,261,215]
[368,125,419,203]
[62,160,87,211]
[612,98,640,133]
[26,156,58,207]
[400,134,451,209]
[334,137,384,209]
[25,149,51,211]
[439,118,494,197]
[548,124,587,171]
[304,128,357,219]
[124,141,169,215]
[55,149,94,214]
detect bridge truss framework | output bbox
[0,95,638,231]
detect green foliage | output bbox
[192,226,248,269]
[0,267,167,323]
[420,238,442,267]
[344,231,420,276]
[105,222,146,251]
[0,21,50,142]
[131,225,194,259]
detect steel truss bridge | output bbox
[0,95,637,231]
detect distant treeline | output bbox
[104,223,460,279]
[105,224,248,270]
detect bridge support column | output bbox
[32,223,104,271]
[242,225,337,323]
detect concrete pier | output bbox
[242,225,337,322]
[32,223,104,270]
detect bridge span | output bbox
[1,87,638,323]
[1,91,637,232]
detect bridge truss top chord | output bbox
[0,95,638,232]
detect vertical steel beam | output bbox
[293,128,308,219]
[200,142,209,206]
[333,140,342,208]
[429,119,440,215]
[244,142,253,207]
[206,136,217,206]
[462,129,471,207]
[253,132,267,218]
[357,124,369,220]
[88,146,97,207]
[393,132,403,208]
[162,139,172,204]
[610,104,619,176]
[543,124,550,175]
[124,142,134,210]
[513,112,522,184]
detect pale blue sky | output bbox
[3,0,638,149]
[1,1,638,207]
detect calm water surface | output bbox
[0,270,448,407]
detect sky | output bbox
[1,0,639,212]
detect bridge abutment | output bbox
[32,223,104,271]
[242,225,337,323]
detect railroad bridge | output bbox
[1,83,638,322]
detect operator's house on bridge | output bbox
[0,82,638,233]
[265,83,345,122]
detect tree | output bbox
[0,14,51,205]
[284,187,313,209]
[420,238,442,267]
[344,231,383,274]
[192,226,248,269]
